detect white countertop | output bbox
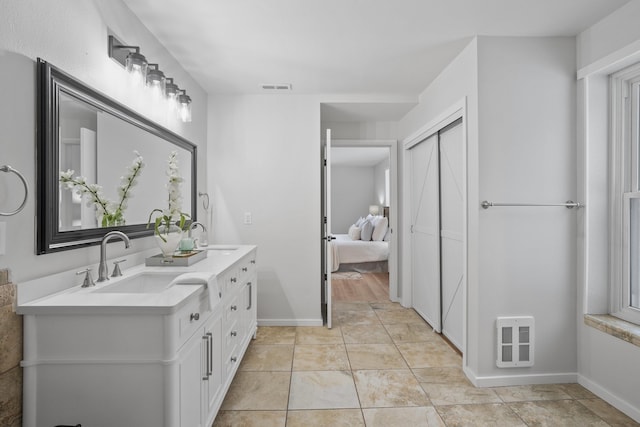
[17,245,256,315]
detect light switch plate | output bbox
[0,222,6,255]
[243,212,252,225]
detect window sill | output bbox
[584,314,640,348]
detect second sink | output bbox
[92,271,184,294]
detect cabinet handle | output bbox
[250,260,256,264]
[231,305,237,311]
[230,330,237,337]
[247,282,252,310]
[230,356,237,363]
[190,312,200,322]
[206,332,213,377]
[242,267,248,272]
[230,277,237,283]
[202,335,209,380]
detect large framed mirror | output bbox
[36,59,197,254]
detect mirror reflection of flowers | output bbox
[147,151,190,242]
[59,151,145,227]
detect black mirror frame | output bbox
[36,58,197,254]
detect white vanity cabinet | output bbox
[19,246,257,427]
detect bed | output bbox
[330,233,389,273]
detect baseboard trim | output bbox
[257,318,323,327]
[578,374,640,423]
[464,366,578,388]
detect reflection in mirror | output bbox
[37,59,197,253]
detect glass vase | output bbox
[154,223,182,262]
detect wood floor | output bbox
[331,272,389,302]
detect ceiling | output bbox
[121,0,628,98]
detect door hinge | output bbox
[323,159,327,166]
[324,216,327,224]
[324,273,327,281]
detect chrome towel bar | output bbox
[481,200,583,210]
[0,164,28,216]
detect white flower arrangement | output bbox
[60,151,144,227]
[147,151,190,242]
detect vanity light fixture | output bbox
[146,63,166,98]
[108,34,194,123]
[178,89,192,123]
[108,35,148,87]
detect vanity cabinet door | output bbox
[243,276,257,338]
[179,330,205,427]
[204,313,224,424]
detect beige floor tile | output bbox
[492,384,572,402]
[578,399,640,426]
[436,403,526,427]
[385,322,440,343]
[293,344,350,371]
[353,369,429,408]
[560,383,598,399]
[239,344,294,371]
[421,382,502,406]
[212,410,286,427]
[286,409,365,427]
[333,310,381,327]
[253,326,296,344]
[288,371,360,410]
[346,343,408,370]
[412,366,470,384]
[363,407,446,427]
[375,308,426,325]
[342,324,392,344]
[296,326,344,344]
[333,301,374,312]
[220,371,291,410]
[370,301,407,311]
[396,341,462,368]
[509,400,610,426]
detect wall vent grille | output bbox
[496,316,534,368]
[261,83,292,91]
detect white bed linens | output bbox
[330,234,389,272]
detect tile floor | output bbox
[213,301,638,426]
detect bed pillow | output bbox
[360,219,374,241]
[348,225,361,240]
[354,216,365,227]
[372,216,388,241]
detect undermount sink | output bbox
[92,271,184,294]
[203,246,238,253]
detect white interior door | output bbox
[323,129,333,328]
[410,134,441,332]
[439,121,464,350]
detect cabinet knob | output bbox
[230,305,237,311]
[230,357,237,363]
[242,267,248,272]
[190,312,200,322]
[230,277,237,283]
[231,331,237,337]
[250,260,256,264]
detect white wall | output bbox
[577,1,640,420]
[373,157,389,207]
[331,166,375,234]
[322,121,398,140]
[475,36,577,383]
[207,94,322,325]
[0,0,208,285]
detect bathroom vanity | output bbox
[18,245,257,427]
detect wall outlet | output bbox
[243,212,252,225]
[0,222,5,255]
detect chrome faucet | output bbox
[188,222,208,248]
[98,231,130,282]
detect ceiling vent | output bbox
[261,83,292,91]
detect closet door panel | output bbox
[439,122,464,350]
[410,134,441,332]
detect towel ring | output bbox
[199,192,209,210]
[0,165,29,216]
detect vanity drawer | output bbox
[177,296,208,347]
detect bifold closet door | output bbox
[410,134,441,332]
[439,121,464,350]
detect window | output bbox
[611,63,640,324]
